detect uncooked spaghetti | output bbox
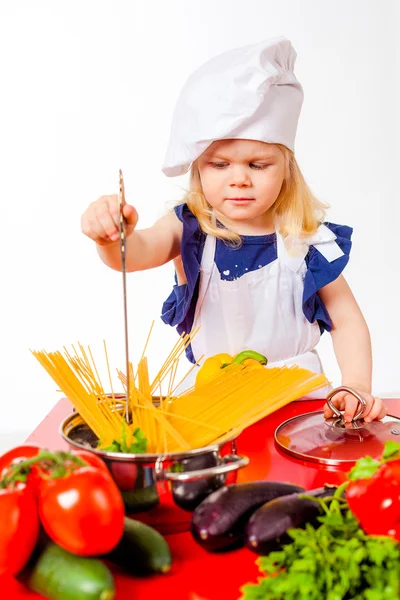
[32,324,329,453]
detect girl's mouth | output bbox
[226,197,255,203]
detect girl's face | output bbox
[197,139,285,233]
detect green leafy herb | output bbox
[382,441,400,462]
[101,425,147,454]
[348,456,381,480]
[348,441,400,481]
[169,463,184,473]
[239,501,400,600]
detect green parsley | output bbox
[348,440,400,481]
[101,423,147,454]
[240,499,400,600]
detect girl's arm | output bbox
[317,275,386,422]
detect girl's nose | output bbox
[229,166,251,187]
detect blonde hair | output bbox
[177,144,328,250]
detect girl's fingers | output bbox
[323,389,387,423]
[81,209,108,242]
[123,204,137,223]
[105,195,120,229]
[82,195,129,244]
[323,402,336,419]
[95,205,120,240]
[343,393,362,423]
[323,392,346,419]
[364,397,386,422]
[88,220,111,243]
[81,196,138,245]
[123,204,139,236]
[358,393,375,421]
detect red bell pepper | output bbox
[347,461,400,540]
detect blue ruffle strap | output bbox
[303,222,353,332]
[160,204,204,363]
[161,283,189,327]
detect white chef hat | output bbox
[162,36,303,177]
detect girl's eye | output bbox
[210,162,229,169]
[250,163,268,169]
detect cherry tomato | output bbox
[39,466,124,556]
[0,483,39,576]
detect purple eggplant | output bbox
[190,480,304,552]
[245,485,337,555]
[171,451,221,511]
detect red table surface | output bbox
[3,397,400,600]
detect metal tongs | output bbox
[118,169,131,424]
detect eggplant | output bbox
[190,480,304,552]
[245,485,337,555]
[171,451,222,511]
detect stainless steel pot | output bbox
[59,410,249,534]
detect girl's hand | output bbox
[81,194,138,246]
[323,385,387,423]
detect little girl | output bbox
[81,37,385,423]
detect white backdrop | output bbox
[0,0,399,448]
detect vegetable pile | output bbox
[186,440,400,599]
[236,440,400,600]
[0,444,172,600]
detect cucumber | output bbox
[26,542,115,600]
[105,517,172,575]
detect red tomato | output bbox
[0,445,41,479]
[0,483,39,576]
[35,451,111,501]
[71,450,110,475]
[39,466,124,556]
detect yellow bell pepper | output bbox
[195,350,268,387]
[241,358,265,369]
[195,353,233,387]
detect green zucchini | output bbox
[105,517,172,575]
[26,542,115,600]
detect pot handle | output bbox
[160,454,249,482]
